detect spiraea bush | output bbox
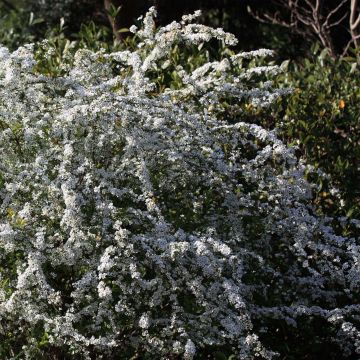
[0,8,359,360]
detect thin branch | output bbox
[247,6,294,28]
[249,0,350,57]
[342,33,360,56]
[324,0,348,28]
[350,0,360,29]
[350,0,360,48]
[303,0,316,13]
[352,13,360,29]
[328,12,349,29]
[296,12,313,26]
[342,38,353,56]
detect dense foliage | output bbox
[0,8,359,360]
[235,47,360,221]
[272,48,360,220]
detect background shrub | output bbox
[267,47,360,220]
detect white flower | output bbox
[129,25,138,34]
[139,313,151,329]
[184,339,196,359]
[97,281,112,299]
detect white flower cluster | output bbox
[0,7,359,359]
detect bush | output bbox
[266,46,360,220]
[0,8,359,359]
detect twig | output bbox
[350,0,360,47]
[324,0,348,28]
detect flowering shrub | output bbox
[0,8,359,359]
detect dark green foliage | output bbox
[0,3,42,50]
[269,46,360,219]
